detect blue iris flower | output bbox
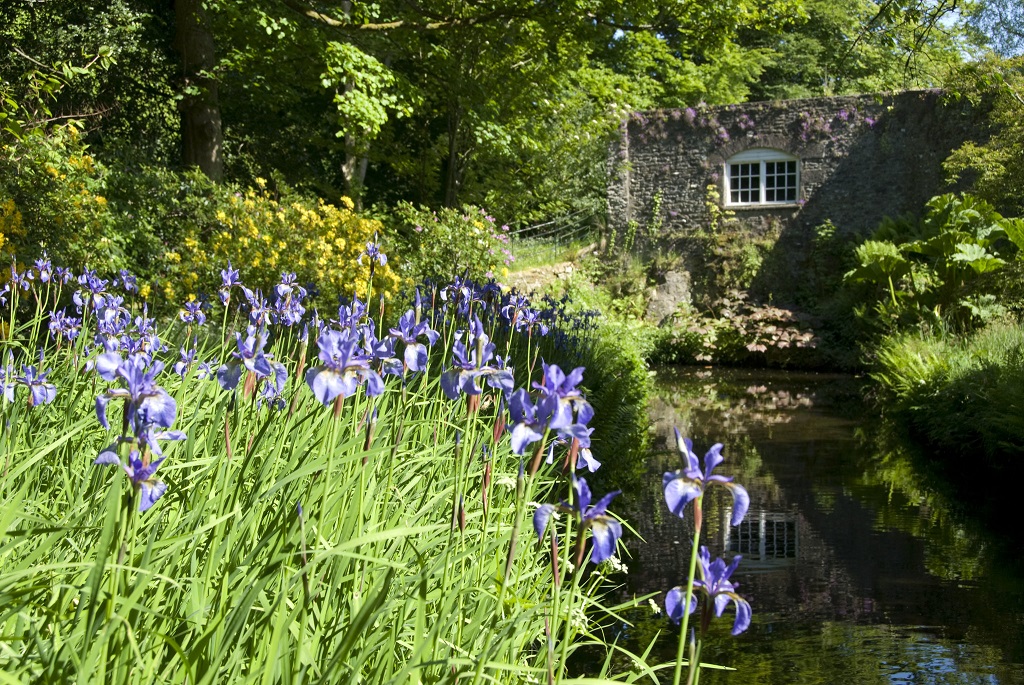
[534,476,622,564]
[305,328,384,404]
[95,355,178,433]
[217,326,286,392]
[440,315,513,400]
[665,546,752,636]
[94,448,169,513]
[16,365,57,406]
[663,431,750,526]
[179,301,207,326]
[388,309,440,373]
[93,355,185,513]
[358,240,387,267]
[507,388,556,455]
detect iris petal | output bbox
[94,447,121,467]
[675,430,700,473]
[138,479,167,513]
[587,489,622,519]
[577,448,601,472]
[724,482,750,526]
[533,503,556,541]
[217,363,242,390]
[404,343,427,372]
[703,443,725,475]
[713,592,752,635]
[439,370,461,400]
[589,517,622,563]
[663,474,703,518]
[96,394,112,430]
[572,476,592,513]
[308,368,344,404]
[664,587,698,625]
[510,423,543,456]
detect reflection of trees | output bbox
[854,425,993,582]
[648,367,821,441]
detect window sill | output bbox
[724,203,803,211]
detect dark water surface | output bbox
[613,367,1024,684]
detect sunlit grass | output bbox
[871,320,1024,461]
[0,267,659,684]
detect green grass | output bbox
[871,321,1024,464]
[0,277,661,684]
[509,234,599,273]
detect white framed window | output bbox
[724,149,799,206]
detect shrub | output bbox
[650,290,822,367]
[872,322,1024,470]
[844,193,1024,334]
[161,183,404,307]
[389,203,514,283]
[0,124,123,272]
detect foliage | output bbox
[0,51,126,271]
[388,203,514,283]
[650,290,822,367]
[0,99,403,308]
[529,277,653,492]
[0,124,123,272]
[582,253,650,321]
[844,192,1024,333]
[943,56,1024,217]
[0,1,180,163]
[164,184,404,307]
[871,322,1024,472]
[739,0,968,101]
[962,0,1024,57]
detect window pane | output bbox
[763,159,797,203]
[729,162,760,204]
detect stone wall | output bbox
[607,91,982,306]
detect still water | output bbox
[615,367,1024,684]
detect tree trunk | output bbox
[444,105,463,207]
[341,129,370,209]
[174,0,223,181]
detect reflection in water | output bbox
[613,367,1024,684]
[726,511,798,562]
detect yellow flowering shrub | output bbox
[0,198,22,257]
[162,187,403,307]
[0,123,123,272]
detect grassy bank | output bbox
[870,322,1024,523]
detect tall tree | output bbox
[175,0,224,180]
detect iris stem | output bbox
[673,494,703,685]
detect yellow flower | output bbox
[340,196,355,210]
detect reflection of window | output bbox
[725,149,799,206]
[727,511,798,560]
